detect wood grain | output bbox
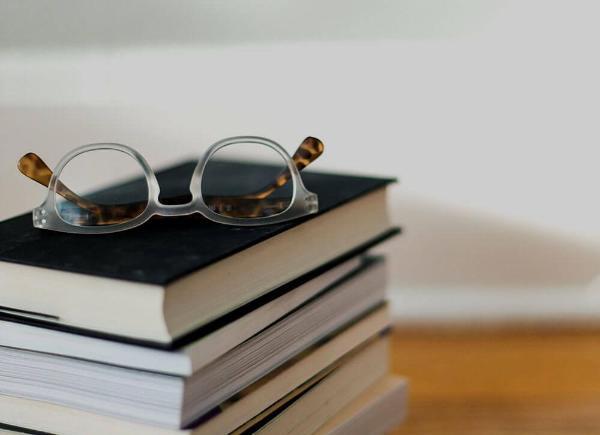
[388,326,600,434]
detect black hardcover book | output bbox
[0,161,397,344]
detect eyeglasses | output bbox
[18,136,324,234]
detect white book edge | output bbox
[315,375,408,435]
[0,256,363,375]
[0,189,390,343]
[0,306,391,435]
[253,336,390,435]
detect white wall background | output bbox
[2,0,600,322]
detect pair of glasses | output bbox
[18,136,324,234]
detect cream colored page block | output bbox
[0,262,167,341]
[194,305,391,435]
[315,376,408,435]
[258,337,390,435]
[0,306,390,435]
[185,257,361,373]
[165,188,390,337]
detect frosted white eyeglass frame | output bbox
[19,136,322,234]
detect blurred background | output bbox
[2,0,600,325]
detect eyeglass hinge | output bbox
[32,207,48,228]
[305,194,319,214]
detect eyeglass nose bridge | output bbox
[154,200,197,217]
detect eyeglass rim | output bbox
[34,136,318,234]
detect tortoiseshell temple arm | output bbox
[17,137,324,224]
[18,152,146,225]
[17,153,116,215]
[242,136,324,199]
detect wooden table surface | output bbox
[388,325,600,435]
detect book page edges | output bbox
[165,187,391,338]
[0,263,168,342]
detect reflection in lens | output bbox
[55,149,149,226]
[201,142,293,218]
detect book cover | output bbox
[0,161,396,285]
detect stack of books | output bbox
[0,160,406,434]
